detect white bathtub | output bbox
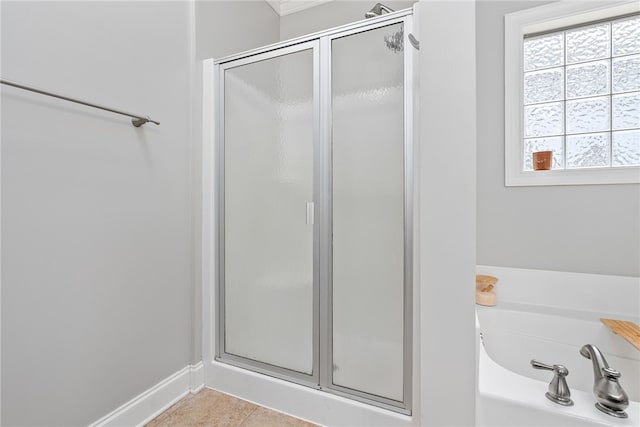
[476,304,640,426]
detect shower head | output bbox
[365,3,395,18]
[364,3,403,53]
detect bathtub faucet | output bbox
[530,359,573,406]
[579,344,629,418]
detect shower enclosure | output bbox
[208,9,414,414]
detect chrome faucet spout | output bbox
[580,344,609,381]
[580,344,629,418]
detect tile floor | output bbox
[145,388,317,427]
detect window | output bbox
[524,16,639,170]
[505,1,640,186]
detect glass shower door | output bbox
[220,41,318,380]
[330,22,408,405]
[214,12,413,413]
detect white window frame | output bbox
[505,0,640,186]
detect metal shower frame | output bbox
[212,8,415,414]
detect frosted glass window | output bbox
[566,61,609,99]
[524,33,564,71]
[612,92,640,130]
[566,97,610,134]
[522,14,640,171]
[613,130,640,166]
[566,133,610,168]
[566,24,609,63]
[613,17,640,56]
[612,55,640,93]
[524,68,563,104]
[524,102,564,137]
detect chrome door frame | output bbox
[319,14,414,415]
[214,8,415,414]
[215,39,321,388]
[214,8,413,66]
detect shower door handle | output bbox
[306,202,314,225]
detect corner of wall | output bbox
[418,0,477,425]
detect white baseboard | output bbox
[189,361,205,395]
[90,361,204,427]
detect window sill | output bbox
[506,166,640,187]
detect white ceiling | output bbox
[265,0,336,16]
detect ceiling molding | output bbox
[265,0,336,17]
[265,0,280,14]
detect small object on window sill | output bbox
[476,274,498,306]
[533,151,552,171]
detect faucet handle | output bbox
[531,359,573,406]
[531,360,569,376]
[531,359,554,370]
[602,367,621,379]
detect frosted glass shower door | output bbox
[220,42,318,379]
[213,12,413,412]
[330,22,407,403]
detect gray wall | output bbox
[0,1,278,425]
[476,0,640,277]
[1,2,192,424]
[280,0,417,40]
[196,0,279,60]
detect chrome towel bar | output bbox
[1,78,160,127]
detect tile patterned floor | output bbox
[145,388,317,427]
